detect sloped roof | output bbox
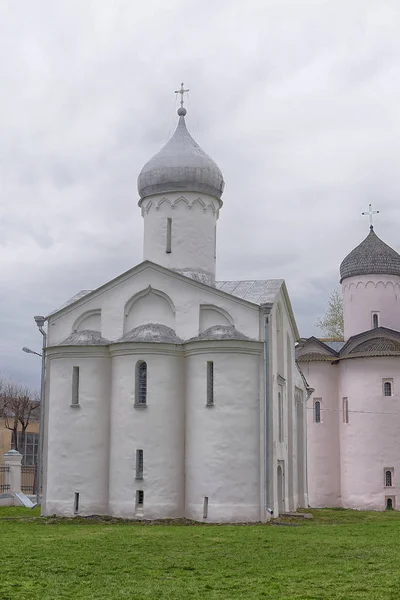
[115,323,183,344]
[58,330,110,346]
[215,279,283,305]
[187,325,254,343]
[340,226,400,282]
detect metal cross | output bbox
[175,82,189,108]
[362,203,380,227]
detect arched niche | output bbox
[72,309,101,333]
[199,304,234,333]
[124,286,175,333]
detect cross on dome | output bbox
[362,203,380,229]
[175,82,189,116]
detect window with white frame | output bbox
[314,399,321,423]
[342,398,349,424]
[385,468,394,487]
[136,490,144,508]
[135,361,148,406]
[383,379,393,397]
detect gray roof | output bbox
[115,323,183,344]
[324,340,345,352]
[58,330,110,346]
[137,112,224,200]
[215,279,283,305]
[187,325,253,343]
[349,337,400,355]
[340,226,400,282]
[50,278,284,317]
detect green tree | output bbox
[315,288,344,339]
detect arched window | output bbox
[384,382,392,397]
[135,361,147,406]
[386,498,393,510]
[278,391,284,442]
[373,313,379,328]
[314,400,321,423]
[385,470,393,487]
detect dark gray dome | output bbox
[115,323,183,344]
[340,227,400,282]
[137,113,224,200]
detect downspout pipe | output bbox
[34,316,47,507]
[261,304,272,516]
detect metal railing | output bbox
[21,465,37,495]
[0,465,10,493]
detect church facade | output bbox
[299,225,400,511]
[41,100,308,522]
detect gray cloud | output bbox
[1,0,400,388]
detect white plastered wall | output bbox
[184,340,263,522]
[44,348,111,516]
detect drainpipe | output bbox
[34,316,47,506]
[261,304,272,515]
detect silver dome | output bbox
[137,112,224,200]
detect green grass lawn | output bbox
[1,507,400,599]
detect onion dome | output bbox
[340,226,400,283]
[137,108,224,201]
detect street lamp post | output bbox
[34,316,47,508]
[23,318,47,506]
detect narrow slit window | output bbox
[314,400,321,424]
[384,382,392,397]
[373,313,379,328]
[278,392,284,441]
[385,470,393,487]
[207,361,214,406]
[72,367,80,405]
[342,398,349,424]
[74,492,79,514]
[166,218,172,253]
[136,490,144,508]
[135,361,147,406]
[136,449,144,480]
[203,496,209,519]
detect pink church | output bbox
[298,225,400,511]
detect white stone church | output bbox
[42,95,309,522]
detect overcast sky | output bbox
[1,0,400,389]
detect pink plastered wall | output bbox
[339,357,400,510]
[342,275,400,340]
[304,360,341,507]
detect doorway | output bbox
[277,462,285,514]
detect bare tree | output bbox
[315,288,344,339]
[0,377,40,454]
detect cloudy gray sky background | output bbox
[1,0,400,389]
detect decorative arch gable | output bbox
[199,304,234,333]
[124,286,175,333]
[72,309,101,333]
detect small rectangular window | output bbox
[207,361,214,406]
[278,390,284,441]
[136,449,144,480]
[74,492,79,514]
[385,468,394,488]
[383,379,393,397]
[136,490,144,508]
[314,398,321,424]
[203,496,209,519]
[72,367,80,405]
[166,218,172,253]
[342,398,349,424]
